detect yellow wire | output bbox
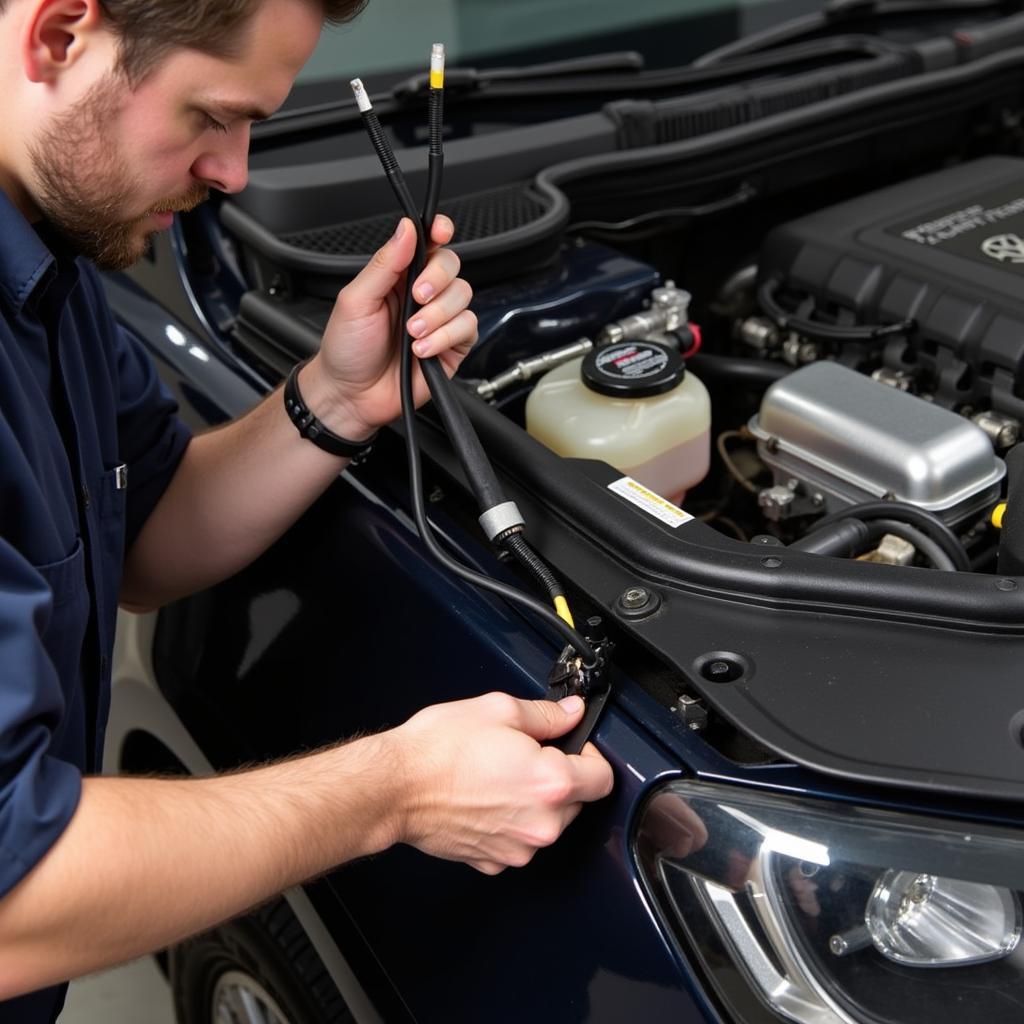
[553,596,575,629]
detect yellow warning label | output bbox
[608,477,694,528]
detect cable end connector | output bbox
[350,77,373,113]
[430,42,446,89]
[479,501,525,544]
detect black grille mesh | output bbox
[280,182,551,256]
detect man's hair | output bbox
[2,0,368,84]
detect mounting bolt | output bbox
[616,585,662,619]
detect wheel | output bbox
[170,899,354,1024]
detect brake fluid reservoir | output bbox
[526,341,711,505]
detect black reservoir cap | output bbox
[582,341,685,398]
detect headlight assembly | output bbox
[633,782,1024,1024]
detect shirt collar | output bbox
[0,187,78,315]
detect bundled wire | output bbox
[351,53,591,661]
[758,277,915,345]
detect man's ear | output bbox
[22,0,103,84]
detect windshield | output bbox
[297,0,826,83]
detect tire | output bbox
[170,898,354,1024]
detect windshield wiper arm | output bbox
[391,51,645,103]
[694,0,1018,66]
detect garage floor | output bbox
[61,959,175,1023]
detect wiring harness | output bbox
[351,50,596,666]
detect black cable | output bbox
[353,80,596,665]
[420,78,576,636]
[567,182,757,239]
[358,104,507,512]
[422,84,443,234]
[758,277,915,345]
[396,246,596,664]
[808,500,970,571]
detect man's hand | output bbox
[388,692,615,874]
[300,214,477,440]
[121,215,476,607]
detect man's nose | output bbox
[191,131,250,194]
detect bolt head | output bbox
[622,588,649,608]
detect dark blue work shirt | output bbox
[0,190,191,1022]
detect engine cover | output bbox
[758,156,1024,422]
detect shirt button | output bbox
[80,484,91,509]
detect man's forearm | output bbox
[0,692,615,1001]
[0,731,399,999]
[121,360,364,607]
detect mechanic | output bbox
[0,0,615,1017]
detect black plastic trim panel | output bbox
[415,386,1024,800]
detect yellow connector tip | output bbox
[993,502,1007,529]
[430,42,445,89]
[553,596,575,629]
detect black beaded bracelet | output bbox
[283,359,377,461]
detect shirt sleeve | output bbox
[0,534,83,901]
[114,326,192,550]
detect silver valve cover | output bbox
[748,361,1005,523]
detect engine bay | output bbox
[452,157,1024,580]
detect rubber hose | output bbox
[809,501,970,572]
[790,518,870,557]
[790,516,956,569]
[687,352,789,388]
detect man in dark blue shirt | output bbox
[0,0,613,1017]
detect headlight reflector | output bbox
[865,870,1021,967]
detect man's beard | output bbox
[28,73,208,271]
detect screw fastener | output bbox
[616,585,662,619]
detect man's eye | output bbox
[202,113,229,134]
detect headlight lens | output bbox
[633,782,1024,1024]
